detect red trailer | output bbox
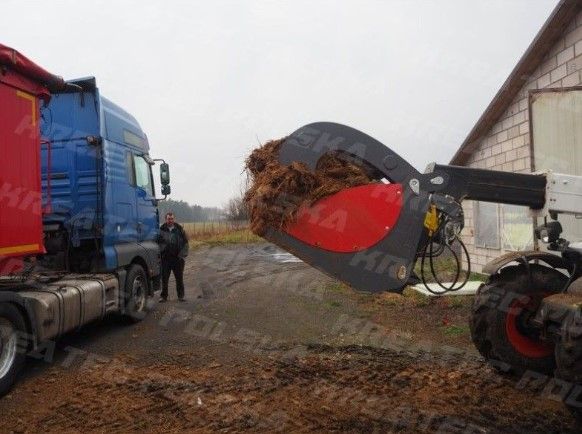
[0,44,64,274]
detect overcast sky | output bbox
[2,0,558,207]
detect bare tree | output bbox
[225,197,246,219]
[223,182,249,226]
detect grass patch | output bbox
[376,293,403,306]
[184,221,246,237]
[402,287,432,307]
[312,282,350,295]
[185,221,263,248]
[441,325,470,336]
[189,228,263,249]
[325,282,346,292]
[442,296,471,309]
[468,271,488,282]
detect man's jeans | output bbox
[161,256,185,299]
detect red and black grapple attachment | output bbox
[262,122,439,293]
[262,122,547,293]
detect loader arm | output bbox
[426,163,546,209]
[262,122,551,293]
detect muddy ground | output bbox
[0,243,577,433]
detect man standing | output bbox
[158,212,189,302]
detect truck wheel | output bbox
[123,264,148,322]
[0,303,26,396]
[470,264,567,375]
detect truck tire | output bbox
[123,264,148,323]
[470,264,567,375]
[0,303,26,396]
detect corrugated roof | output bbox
[450,0,582,165]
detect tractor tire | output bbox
[555,324,582,424]
[470,264,567,375]
[123,264,149,323]
[0,303,26,396]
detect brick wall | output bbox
[460,9,582,273]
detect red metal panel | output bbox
[285,184,403,253]
[0,81,44,271]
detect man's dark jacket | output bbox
[159,223,189,259]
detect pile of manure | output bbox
[243,138,373,235]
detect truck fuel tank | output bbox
[18,274,119,342]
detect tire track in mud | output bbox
[0,344,574,433]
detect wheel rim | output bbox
[0,318,17,379]
[133,276,146,313]
[505,296,553,358]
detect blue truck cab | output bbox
[39,77,167,287]
[0,52,172,396]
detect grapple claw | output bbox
[263,122,432,293]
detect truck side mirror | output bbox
[160,163,170,185]
[162,184,171,196]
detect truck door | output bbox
[132,154,158,242]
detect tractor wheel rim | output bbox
[505,297,553,359]
[0,318,17,379]
[133,276,146,312]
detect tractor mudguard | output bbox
[482,250,572,276]
[263,122,438,293]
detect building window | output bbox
[474,201,500,249]
[501,204,533,251]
